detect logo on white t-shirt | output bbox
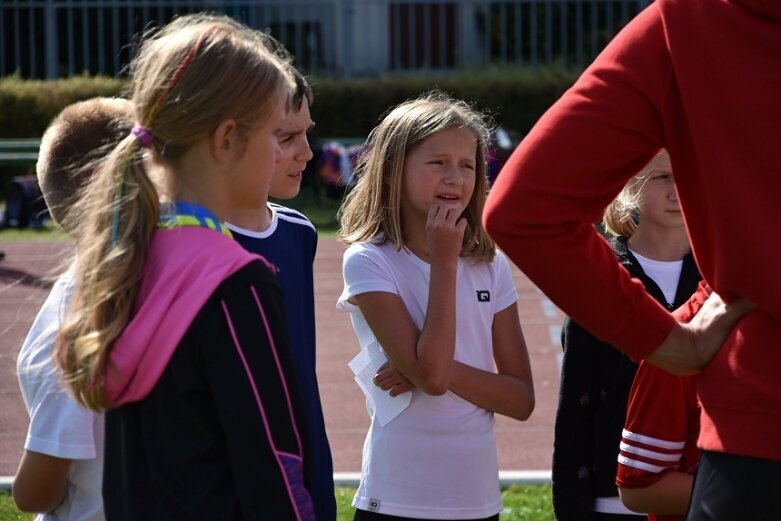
[476,290,490,302]
[368,498,381,512]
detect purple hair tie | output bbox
[131,124,154,149]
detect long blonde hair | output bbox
[603,149,671,237]
[338,92,496,261]
[57,14,293,410]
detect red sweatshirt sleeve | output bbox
[484,4,676,359]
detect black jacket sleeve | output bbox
[197,261,315,520]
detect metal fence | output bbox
[1,0,651,79]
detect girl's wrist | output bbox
[429,252,459,269]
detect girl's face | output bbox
[400,127,477,224]
[227,98,286,209]
[636,154,684,230]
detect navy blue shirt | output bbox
[228,204,336,521]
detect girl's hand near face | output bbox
[426,202,467,265]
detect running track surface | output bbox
[0,238,564,476]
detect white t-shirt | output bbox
[629,250,684,307]
[16,272,105,521]
[338,241,518,519]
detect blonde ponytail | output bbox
[58,136,159,409]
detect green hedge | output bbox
[309,67,579,139]
[0,75,126,138]
[1,69,579,198]
[0,68,579,140]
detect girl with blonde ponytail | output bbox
[56,14,315,520]
[552,149,702,521]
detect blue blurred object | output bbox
[4,176,50,229]
[487,126,522,186]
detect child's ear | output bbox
[211,119,238,163]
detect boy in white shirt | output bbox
[13,97,133,521]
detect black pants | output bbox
[354,509,499,521]
[686,450,781,520]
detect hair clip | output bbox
[131,125,154,149]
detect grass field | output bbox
[0,226,66,241]
[2,485,553,520]
[336,485,554,520]
[0,492,30,521]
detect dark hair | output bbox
[286,63,313,111]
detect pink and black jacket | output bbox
[102,226,315,520]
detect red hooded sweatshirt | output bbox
[484,0,781,462]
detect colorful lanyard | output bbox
[158,201,233,238]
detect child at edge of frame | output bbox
[13,96,134,521]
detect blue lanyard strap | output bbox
[158,201,233,238]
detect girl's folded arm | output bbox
[448,303,535,420]
[353,281,456,396]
